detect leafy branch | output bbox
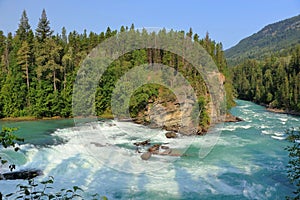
[0,127,23,168]
[285,127,300,200]
[3,176,86,200]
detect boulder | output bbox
[141,152,152,160]
[165,131,177,138]
[148,144,161,153]
[133,139,150,146]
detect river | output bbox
[0,100,299,199]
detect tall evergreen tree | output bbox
[61,27,68,44]
[35,9,53,42]
[16,10,31,41]
[17,41,31,92]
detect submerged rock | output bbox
[159,149,172,155]
[141,152,152,160]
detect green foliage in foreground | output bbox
[286,128,300,200]
[1,177,107,200]
[2,177,84,200]
[0,127,107,199]
[0,127,23,166]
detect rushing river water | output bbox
[0,100,299,199]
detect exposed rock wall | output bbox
[135,99,200,135]
[134,72,241,135]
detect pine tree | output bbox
[62,47,74,90]
[0,31,7,77]
[61,27,68,44]
[186,27,193,38]
[16,10,31,41]
[44,38,63,92]
[17,41,31,92]
[1,33,13,75]
[105,27,112,38]
[35,9,53,42]
[130,23,135,31]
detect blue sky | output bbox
[0,0,299,49]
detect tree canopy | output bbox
[233,46,300,112]
[0,9,234,130]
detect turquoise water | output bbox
[0,100,299,199]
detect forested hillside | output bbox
[232,44,300,113]
[229,14,300,113]
[226,14,300,66]
[0,9,234,128]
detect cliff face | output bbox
[135,98,200,135]
[134,72,238,135]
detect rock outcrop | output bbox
[133,72,239,135]
[135,99,199,135]
[225,114,243,122]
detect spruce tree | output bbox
[17,41,30,92]
[61,27,67,44]
[36,9,53,42]
[16,10,31,41]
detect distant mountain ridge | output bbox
[225,14,300,66]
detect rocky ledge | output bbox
[224,114,243,122]
[266,107,300,116]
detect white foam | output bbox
[262,130,272,135]
[279,118,288,122]
[271,135,287,140]
[260,125,270,129]
[45,121,197,175]
[274,132,286,137]
[243,182,275,199]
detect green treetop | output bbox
[35,9,53,42]
[16,10,31,42]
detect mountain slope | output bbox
[225,14,300,66]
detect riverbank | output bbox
[0,112,241,136]
[0,113,114,122]
[266,107,300,116]
[0,116,64,122]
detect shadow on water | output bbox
[75,146,144,199]
[173,154,295,200]
[136,172,149,198]
[43,153,91,187]
[86,160,145,199]
[174,162,250,200]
